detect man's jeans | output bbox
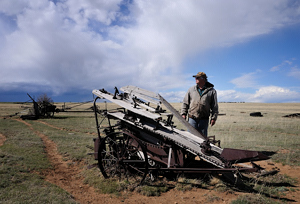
[188,117,209,136]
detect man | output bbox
[181,72,218,136]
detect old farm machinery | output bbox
[20,93,57,120]
[91,86,270,185]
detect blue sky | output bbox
[0,0,300,103]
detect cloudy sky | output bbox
[0,0,300,103]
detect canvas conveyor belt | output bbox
[108,111,226,168]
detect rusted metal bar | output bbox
[140,167,259,173]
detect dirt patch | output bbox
[249,160,300,202]
[16,119,115,203]
[0,133,6,146]
[13,119,300,203]
[36,120,65,131]
[278,149,291,154]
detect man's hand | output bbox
[210,119,216,126]
[182,115,186,120]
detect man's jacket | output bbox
[181,82,218,121]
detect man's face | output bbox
[195,76,205,87]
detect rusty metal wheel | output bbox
[98,131,148,185]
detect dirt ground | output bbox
[0,133,6,146]
[2,119,300,204]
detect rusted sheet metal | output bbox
[221,148,269,163]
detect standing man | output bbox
[181,72,218,136]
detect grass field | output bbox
[168,102,300,165]
[0,102,299,203]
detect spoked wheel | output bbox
[98,131,148,185]
[46,111,54,118]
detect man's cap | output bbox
[193,72,207,79]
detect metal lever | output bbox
[113,87,119,99]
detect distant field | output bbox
[0,102,299,203]
[1,102,299,164]
[173,102,300,165]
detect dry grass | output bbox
[0,102,299,203]
[1,102,299,160]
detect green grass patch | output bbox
[0,118,76,203]
[0,174,76,204]
[251,173,297,197]
[83,167,170,197]
[136,182,169,196]
[230,172,298,203]
[83,168,121,196]
[27,120,93,162]
[271,149,300,166]
[1,102,299,203]
[175,176,208,191]
[0,120,51,172]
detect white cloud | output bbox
[0,0,29,15]
[288,67,300,79]
[216,90,253,102]
[270,59,296,72]
[250,86,300,102]
[63,0,123,27]
[0,0,299,100]
[230,71,261,89]
[160,91,187,103]
[270,65,280,72]
[216,86,300,103]
[166,86,300,103]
